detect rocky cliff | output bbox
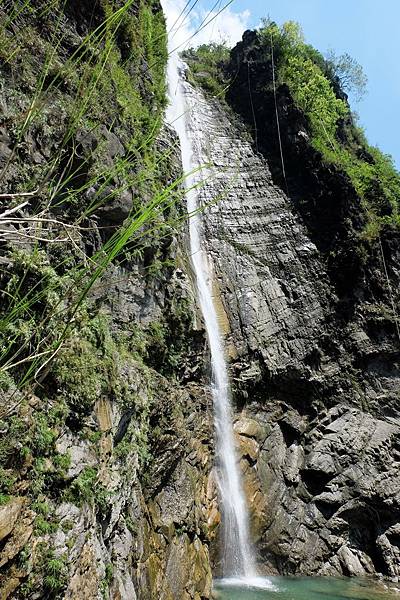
[184,34,400,581]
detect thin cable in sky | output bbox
[169,0,201,41]
[209,0,223,42]
[168,0,234,56]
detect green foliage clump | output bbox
[100,562,114,597]
[53,311,151,422]
[34,514,59,536]
[0,248,69,380]
[64,466,109,512]
[259,20,350,150]
[282,53,348,142]
[183,42,231,98]
[105,563,113,583]
[54,337,110,420]
[0,392,70,499]
[20,545,68,598]
[115,422,150,468]
[0,467,15,497]
[0,493,10,505]
[258,19,400,236]
[42,550,68,595]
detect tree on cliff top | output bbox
[325,50,368,101]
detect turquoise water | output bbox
[214,577,400,600]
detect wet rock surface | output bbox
[181,79,400,580]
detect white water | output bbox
[162,8,255,580]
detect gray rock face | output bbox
[1,0,399,590]
[247,404,400,578]
[181,80,400,580]
[185,84,329,376]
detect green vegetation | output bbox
[182,43,230,98]
[105,563,113,584]
[0,492,10,505]
[34,514,59,536]
[0,0,175,393]
[64,466,109,512]
[0,2,194,595]
[145,309,192,374]
[259,20,400,235]
[20,545,68,598]
[42,550,68,595]
[53,312,117,421]
[115,419,151,467]
[100,562,114,597]
[0,391,72,499]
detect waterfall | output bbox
[162,5,255,580]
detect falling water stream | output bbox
[163,7,257,585]
[160,8,400,600]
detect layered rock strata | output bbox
[182,78,400,580]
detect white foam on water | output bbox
[218,577,277,591]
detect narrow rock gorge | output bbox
[0,2,399,599]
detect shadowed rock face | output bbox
[237,407,400,579]
[226,31,398,307]
[180,78,400,580]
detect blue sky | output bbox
[195,0,400,168]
